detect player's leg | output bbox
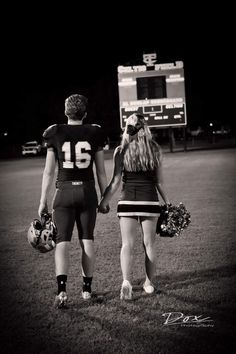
[77,207,96,299]
[139,216,158,294]
[79,239,95,278]
[54,241,70,308]
[55,241,70,276]
[76,182,98,299]
[52,186,75,308]
[119,216,138,300]
[79,239,95,300]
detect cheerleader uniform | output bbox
[117,169,161,217]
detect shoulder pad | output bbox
[43,124,58,139]
[91,124,101,128]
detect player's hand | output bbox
[38,202,48,218]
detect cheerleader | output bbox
[99,113,170,300]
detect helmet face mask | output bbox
[27,213,56,253]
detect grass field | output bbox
[0,148,236,354]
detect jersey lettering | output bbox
[62,141,91,169]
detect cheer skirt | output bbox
[117,183,161,217]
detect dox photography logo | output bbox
[162,312,214,327]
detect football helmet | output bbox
[27,212,57,253]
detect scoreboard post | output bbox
[117,53,187,130]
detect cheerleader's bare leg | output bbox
[119,216,137,282]
[140,217,158,287]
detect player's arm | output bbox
[99,147,123,208]
[155,162,170,205]
[94,149,108,197]
[38,148,56,217]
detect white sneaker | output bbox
[54,291,68,308]
[82,291,92,300]
[120,280,132,300]
[143,283,155,294]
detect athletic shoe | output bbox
[120,280,132,300]
[82,290,92,300]
[54,291,68,308]
[143,283,155,294]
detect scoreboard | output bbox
[118,55,187,129]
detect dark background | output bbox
[1,4,234,148]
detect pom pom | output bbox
[156,202,191,237]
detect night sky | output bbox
[2,4,233,146]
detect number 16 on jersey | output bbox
[62,141,91,169]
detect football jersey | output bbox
[43,123,106,182]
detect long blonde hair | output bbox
[120,113,162,172]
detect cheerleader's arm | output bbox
[155,163,170,205]
[99,147,123,208]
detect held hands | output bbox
[98,199,110,214]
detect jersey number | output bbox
[62,141,91,169]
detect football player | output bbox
[38,94,109,308]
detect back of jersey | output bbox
[43,124,106,182]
